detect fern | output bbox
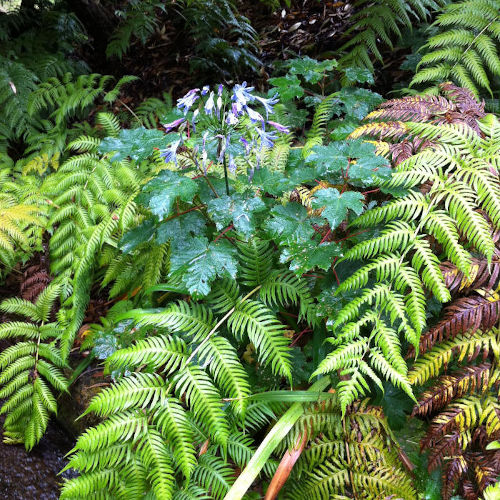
[60,238,325,497]
[0,283,69,450]
[281,397,416,499]
[411,0,500,98]
[409,325,500,498]
[314,106,500,412]
[43,130,148,359]
[336,0,445,71]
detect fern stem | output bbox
[184,285,262,367]
[117,98,143,126]
[224,377,331,500]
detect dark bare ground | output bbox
[0,413,75,500]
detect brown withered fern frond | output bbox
[20,264,52,303]
[441,257,500,296]
[409,324,500,499]
[409,290,500,357]
[349,83,487,164]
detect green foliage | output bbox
[60,252,322,497]
[411,0,500,97]
[0,283,69,450]
[283,398,417,499]
[336,0,446,71]
[314,111,500,413]
[184,0,261,78]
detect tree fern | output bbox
[43,131,147,359]
[314,108,500,413]
[411,0,500,97]
[61,306,281,497]
[0,283,68,450]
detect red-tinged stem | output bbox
[332,267,340,286]
[214,224,234,243]
[164,204,205,223]
[362,188,380,196]
[335,230,368,243]
[280,311,299,318]
[319,228,331,244]
[291,328,312,347]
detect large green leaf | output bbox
[170,237,238,297]
[207,194,266,237]
[311,188,365,230]
[98,127,168,162]
[280,240,342,274]
[264,203,322,243]
[137,170,199,220]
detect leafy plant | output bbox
[410,322,500,498]
[60,247,320,497]
[0,283,68,450]
[314,103,500,413]
[282,398,417,499]
[411,0,500,98]
[336,0,446,71]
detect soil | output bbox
[0,413,75,500]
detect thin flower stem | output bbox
[223,155,230,196]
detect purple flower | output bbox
[159,139,181,165]
[268,121,290,134]
[192,109,200,132]
[232,102,243,116]
[177,89,200,114]
[256,127,276,149]
[218,84,224,97]
[204,92,215,115]
[201,149,208,173]
[201,85,210,96]
[217,135,231,162]
[254,94,279,117]
[163,117,185,132]
[232,82,255,107]
[240,137,251,154]
[245,106,264,124]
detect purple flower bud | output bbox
[201,85,210,96]
[204,92,215,115]
[228,154,237,173]
[240,137,251,155]
[218,84,224,97]
[267,121,290,134]
[232,102,243,116]
[163,117,185,132]
[201,149,208,173]
[226,111,238,126]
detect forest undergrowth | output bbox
[0,0,500,499]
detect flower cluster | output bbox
[160,82,289,174]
